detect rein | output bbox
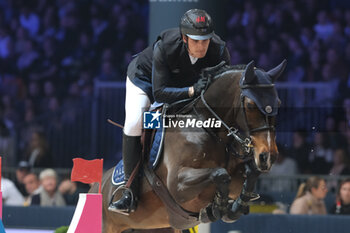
[196,90,253,160]
[194,74,276,160]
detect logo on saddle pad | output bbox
[143,111,221,129]
[143,111,162,129]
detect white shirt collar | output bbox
[189,54,198,64]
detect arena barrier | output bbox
[211,213,350,233]
[67,158,103,233]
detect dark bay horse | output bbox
[90,60,286,233]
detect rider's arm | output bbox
[152,42,191,104]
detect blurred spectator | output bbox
[313,10,334,41]
[0,119,15,167]
[24,130,53,168]
[290,176,328,215]
[331,178,350,215]
[305,50,322,82]
[324,116,347,150]
[2,94,19,127]
[1,177,24,206]
[16,39,39,74]
[23,172,42,206]
[14,27,29,55]
[31,168,66,206]
[61,82,81,125]
[308,132,333,174]
[58,178,89,205]
[27,81,42,106]
[14,160,31,196]
[329,148,350,176]
[0,26,11,59]
[19,6,40,37]
[325,48,347,81]
[343,98,350,127]
[260,144,299,192]
[95,60,119,81]
[328,148,350,191]
[286,37,306,74]
[29,37,59,82]
[289,130,311,173]
[40,80,56,112]
[71,31,96,69]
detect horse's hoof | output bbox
[210,168,231,184]
[199,204,221,223]
[249,192,260,201]
[221,214,238,223]
[242,205,250,215]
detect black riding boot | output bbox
[108,134,141,214]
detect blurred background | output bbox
[1,0,350,232]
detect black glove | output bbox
[193,78,208,96]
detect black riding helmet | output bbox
[180,9,214,40]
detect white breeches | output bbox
[124,77,151,136]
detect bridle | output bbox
[239,83,276,134]
[195,75,276,160]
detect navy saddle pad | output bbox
[112,128,163,185]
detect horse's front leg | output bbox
[222,160,261,222]
[174,167,231,223]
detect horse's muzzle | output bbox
[257,152,270,172]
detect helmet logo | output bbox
[196,16,205,23]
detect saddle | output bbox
[111,105,165,186]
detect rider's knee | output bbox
[124,120,142,136]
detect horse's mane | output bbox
[230,64,247,70]
[202,63,247,81]
[169,63,248,113]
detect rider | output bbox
[108,9,231,214]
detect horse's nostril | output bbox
[259,153,268,162]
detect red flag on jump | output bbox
[71,158,103,193]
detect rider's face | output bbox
[183,35,210,59]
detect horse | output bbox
[90,60,286,233]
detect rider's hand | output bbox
[193,78,208,97]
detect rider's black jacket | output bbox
[127,28,230,103]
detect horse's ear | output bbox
[268,59,287,82]
[243,60,255,84]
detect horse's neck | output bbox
[200,72,242,125]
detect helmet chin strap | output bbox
[182,34,189,51]
[182,35,195,57]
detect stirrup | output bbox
[108,185,135,215]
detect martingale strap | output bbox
[143,164,199,227]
